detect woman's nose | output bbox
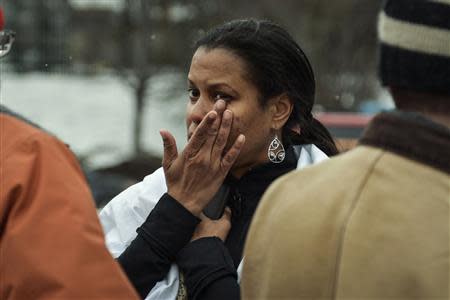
[188,98,214,124]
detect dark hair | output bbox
[194,19,338,156]
[390,87,450,114]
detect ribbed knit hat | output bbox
[378,0,450,95]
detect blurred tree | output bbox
[114,0,224,155]
[70,8,118,72]
[223,0,381,111]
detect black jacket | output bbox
[118,147,298,299]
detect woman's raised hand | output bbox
[159,100,245,216]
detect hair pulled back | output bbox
[195,19,338,156]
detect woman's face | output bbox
[186,47,274,176]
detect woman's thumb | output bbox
[222,207,232,222]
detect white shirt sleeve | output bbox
[99,167,167,257]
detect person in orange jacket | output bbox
[0,7,139,299]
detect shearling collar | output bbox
[359,111,450,174]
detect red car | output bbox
[315,112,374,152]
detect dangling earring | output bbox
[268,134,285,163]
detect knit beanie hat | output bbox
[378,0,450,95]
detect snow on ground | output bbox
[1,72,187,168]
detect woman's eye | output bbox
[188,88,200,101]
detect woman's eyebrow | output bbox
[187,80,238,94]
[208,83,237,93]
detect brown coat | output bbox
[0,113,139,299]
[242,112,450,299]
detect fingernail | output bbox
[208,112,217,120]
[238,134,245,143]
[216,100,226,110]
[224,110,232,119]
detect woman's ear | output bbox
[270,94,294,129]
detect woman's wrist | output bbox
[167,191,203,217]
[181,201,203,217]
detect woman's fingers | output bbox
[185,100,226,155]
[214,100,227,116]
[198,212,208,221]
[222,206,232,222]
[203,102,226,150]
[163,100,237,215]
[211,109,233,159]
[191,207,232,242]
[186,111,217,155]
[160,130,178,171]
[221,134,245,171]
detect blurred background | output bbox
[0,0,394,206]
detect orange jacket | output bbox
[0,113,139,299]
